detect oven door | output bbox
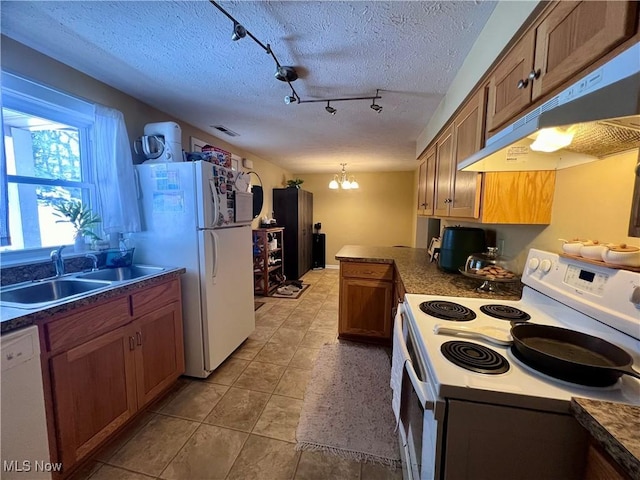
[395,304,441,480]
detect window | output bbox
[1,72,96,258]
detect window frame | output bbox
[1,71,97,265]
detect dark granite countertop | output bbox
[335,245,523,300]
[1,268,186,334]
[571,397,640,479]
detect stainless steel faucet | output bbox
[85,253,98,271]
[50,245,66,277]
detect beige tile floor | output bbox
[70,268,402,480]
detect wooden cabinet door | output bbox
[339,277,393,343]
[299,190,313,275]
[417,158,427,214]
[424,147,436,216]
[450,91,484,218]
[480,171,555,224]
[486,29,535,133]
[417,146,437,216]
[133,301,185,408]
[50,326,137,468]
[433,126,454,216]
[532,1,637,101]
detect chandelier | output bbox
[329,164,359,190]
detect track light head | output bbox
[232,22,247,41]
[325,102,337,115]
[275,66,299,82]
[284,94,298,105]
[370,102,383,113]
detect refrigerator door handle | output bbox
[133,168,141,200]
[209,230,219,281]
[208,179,220,227]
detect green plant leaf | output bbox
[53,200,102,240]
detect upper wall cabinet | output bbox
[418,87,556,224]
[487,1,637,134]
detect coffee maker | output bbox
[134,121,182,163]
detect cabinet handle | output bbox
[420,203,426,207]
[136,331,142,346]
[517,78,529,89]
[528,69,541,81]
[129,336,135,351]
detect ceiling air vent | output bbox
[210,125,239,137]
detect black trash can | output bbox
[312,233,326,269]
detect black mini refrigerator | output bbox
[312,233,326,269]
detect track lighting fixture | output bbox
[231,22,246,41]
[210,2,383,115]
[275,66,299,83]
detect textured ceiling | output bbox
[1,1,497,173]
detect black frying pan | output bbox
[510,324,640,387]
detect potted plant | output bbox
[53,200,102,252]
[286,178,304,189]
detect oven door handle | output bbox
[395,305,435,411]
[404,358,435,411]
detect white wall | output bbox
[439,150,640,271]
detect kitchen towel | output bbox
[390,304,408,424]
[296,342,401,469]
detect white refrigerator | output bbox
[133,161,255,378]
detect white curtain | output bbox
[0,127,9,246]
[93,105,140,234]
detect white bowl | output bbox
[561,240,592,256]
[561,242,583,255]
[579,243,609,261]
[601,245,640,267]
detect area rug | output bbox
[295,342,401,468]
[270,283,310,299]
[254,301,266,311]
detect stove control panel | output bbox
[563,265,609,296]
[523,249,640,341]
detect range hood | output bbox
[459,43,640,172]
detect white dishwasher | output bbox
[1,325,52,479]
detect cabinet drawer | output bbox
[341,262,394,281]
[45,296,131,353]
[131,278,181,317]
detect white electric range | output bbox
[395,248,640,480]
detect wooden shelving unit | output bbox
[253,227,285,296]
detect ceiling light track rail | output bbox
[298,94,381,104]
[209,1,382,114]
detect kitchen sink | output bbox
[1,278,112,306]
[75,265,165,282]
